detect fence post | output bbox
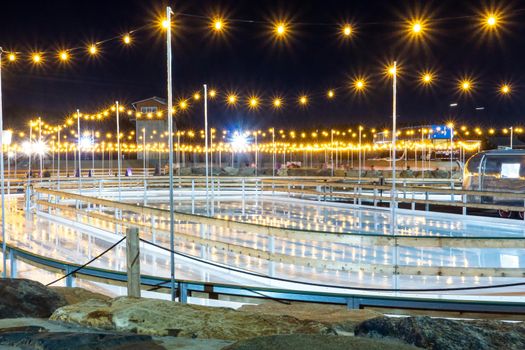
[65,266,74,287]
[9,250,16,278]
[462,194,467,215]
[179,282,188,303]
[126,227,141,298]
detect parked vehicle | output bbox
[463,149,525,218]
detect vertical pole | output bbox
[166,6,176,301]
[358,127,362,181]
[330,130,334,177]
[510,126,513,149]
[26,124,33,212]
[77,110,81,190]
[272,128,275,177]
[391,61,398,290]
[143,128,146,203]
[450,125,453,191]
[57,129,60,189]
[126,227,141,298]
[38,117,42,179]
[116,102,122,201]
[0,48,6,277]
[255,132,258,176]
[91,130,95,176]
[204,84,209,215]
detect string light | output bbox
[7,53,16,62]
[420,71,434,85]
[123,34,132,44]
[342,24,353,37]
[58,51,69,61]
[209,89,217,98]
[212,17,225,32]
[179,100,188,109]
[226,93,238,106]
[500,83,511,95]
[298,95,308,106]
[88,44,98,55]
[459,79,473,92]
[273,97,283,108]
[274,21,289,38]
[353,77,366,92]
[193,92,201,100]
[327,90,335,98]
[31,53,42,64]
[248,96,260,110]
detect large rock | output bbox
[238,302,382,334]
[0,326,163,350]
[0,279,67,318]
[355,316,525,350]
[223,334,419,350]
[50,297,335,340]
[50,287,110,305]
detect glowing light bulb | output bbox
[59,51,69,61]
[412,22,422,33]
[273,98,282,108]
[31,53,42,63]
[227,94,237,105]
[500,84,511,95]
[7,53,16,62]
[299,95,308,105]
[342,25,352,37]
[193,92,201,101]
[88,44,98,55]
[209,89,217,98]
[487,15,497,27]
[123,34,131,44]
[327,90,335,98]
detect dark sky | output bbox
[0,0,523,132]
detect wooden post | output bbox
[126,227,141,298]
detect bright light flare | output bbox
[298,95,308,106]
[58,51,69,61]
[230,132,250,150]
[193,92,201,101]
[88,44,98,55]
[31,53,42,64]
[211,17,225,32]
[500,83,511,95]
[247,96,260,110]
[352,77,367,92]
[342,24,353,37]
[123,34,131,45]
[420,71,435,85]
[272,97,283,108]
[7,53,16,62]
[209,89,217,98]
[327,90,335,99]
[179,100,188,110]
[226,93,238,106]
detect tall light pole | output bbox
[0,48,7,277]
[204,84,209,215]
[166,6,176,301]
[115,101,122,201]
[76,109,82,190]
[391,61,398,223]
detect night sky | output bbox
[0,0,523,132]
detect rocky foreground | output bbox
[0,279,524,349]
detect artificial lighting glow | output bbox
[248,96,260,109]
[327,90,335,98]
[273,98,282,108]
[459,79,473,92]
[59,51,69,61]
[353,78,366,92]
[123,34,131,44]
[274,21,289,38]
[412,22,422,33]
[212,17,225,32]
[500,84,511,95]
[79,136,93,149]
[161,19,170,29]
[193,92,201,101]
[226,94,238,105]
[387,64,397,76]
[230,132,250,150]
[88,44,98,55]
[179,100,188,110]
[420,71,434,85]
[209,89,217,98]
[7,53,16,62]
[31,53,42,64]
[299,95,308,106]
[342,24,353,37]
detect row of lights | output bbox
[2,8,505,63]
